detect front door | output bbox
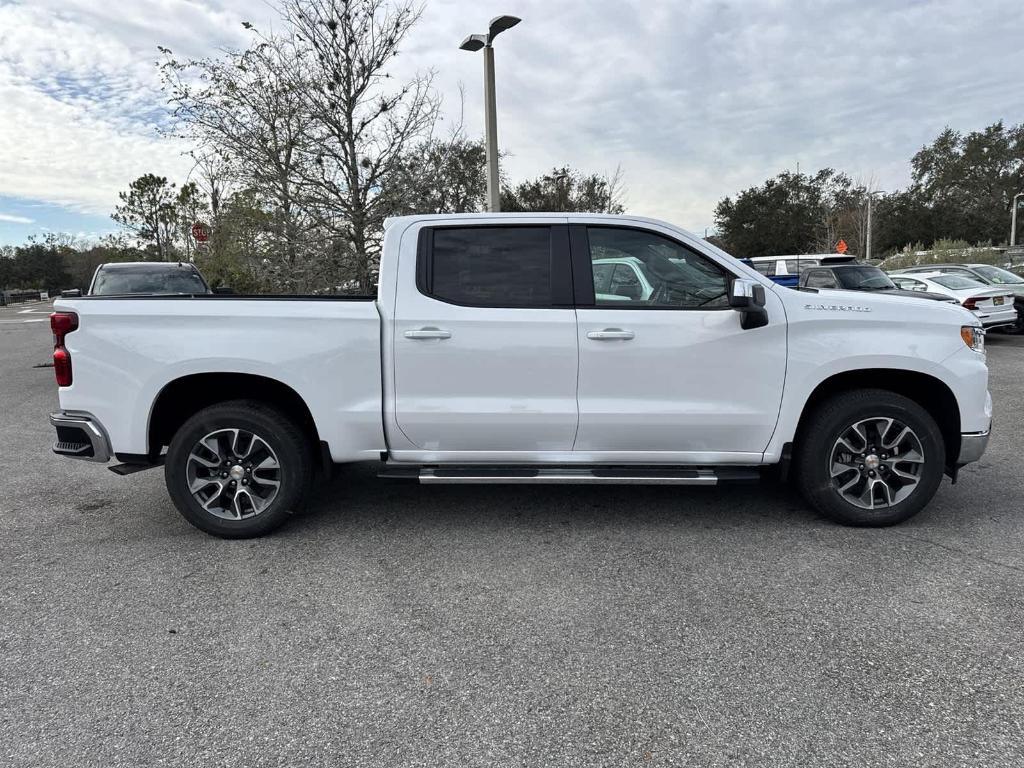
[392,222,579,455]
[572,223,787,460]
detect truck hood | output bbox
[784,286,979,326]
[870,287,957,302]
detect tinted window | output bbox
[91,267,208,295]
[609,264,644,300]
[805,270,837,288]
[592,262,615,294]
[751,260,774,276]
[785,259,819,273]
[588,227,729,308]
[429,227,552,307]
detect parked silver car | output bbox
[892,263,1024,331]
[889,271,1016,330]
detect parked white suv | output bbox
[48,214,991,537]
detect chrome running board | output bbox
[415,467,745,485]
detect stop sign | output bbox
[191,221,210,243]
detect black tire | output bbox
[795,389,945,527]
[164,400,312,538]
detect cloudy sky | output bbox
[1,0,1022,245]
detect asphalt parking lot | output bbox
[2,300,1023,767]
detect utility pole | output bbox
[1011,192,1023,247]
[460,16,521,213]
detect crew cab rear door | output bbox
[570,222,787,460]
[390,221,578,454]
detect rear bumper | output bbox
[981,320,1016,331]
[49,411,111,463]
[957,427,990,466]
[977,306,1017,329]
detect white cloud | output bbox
[1,0,1023,233]
[0,0,262,216]
[398,0,1024,230]
[0,212,35,224]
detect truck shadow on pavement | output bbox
[294,461,823,535]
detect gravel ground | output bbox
[1,300,1023,767]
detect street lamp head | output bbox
[459,33,487,52]
[487,15,521,43]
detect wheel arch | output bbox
[147,373,322,460]
[793,369,961,469]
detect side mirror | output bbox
[212,286,235,295]
[60,288,82,298]
[730,278,769,330]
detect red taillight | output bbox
[53,346,72,387]
[962,297,979,310]
[50,312,78,387]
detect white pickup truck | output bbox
[48,213,992,537]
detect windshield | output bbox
[92,267,209,295]
[834,266,896,291]
[971,265,1024,285]
[931,274,988,291]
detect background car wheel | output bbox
[796,389,945,527]
[165,400,312,538]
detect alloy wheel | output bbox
[828,417,925,510]
[185,428,281,520]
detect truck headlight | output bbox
[961,325,985,353]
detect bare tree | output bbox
[189,150,234,219]
[160,37,315,268]
[282,0,440,290]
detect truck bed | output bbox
[53,295,386,462]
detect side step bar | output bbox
[380,465,761,485]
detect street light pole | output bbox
[482,45,500,213]
[1011,192,1024,247]
[460,15,521,213]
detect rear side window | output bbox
[421,227,554,307]
[785,259,819,274]
[592,262,615,294]
[805,270,837,289]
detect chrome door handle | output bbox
[404,327,452,340]
[587,328,635,341]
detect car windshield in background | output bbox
[92,268,208,296]
[972,265,1024,285]
[834,266,896,291]
[931,274,988,291]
